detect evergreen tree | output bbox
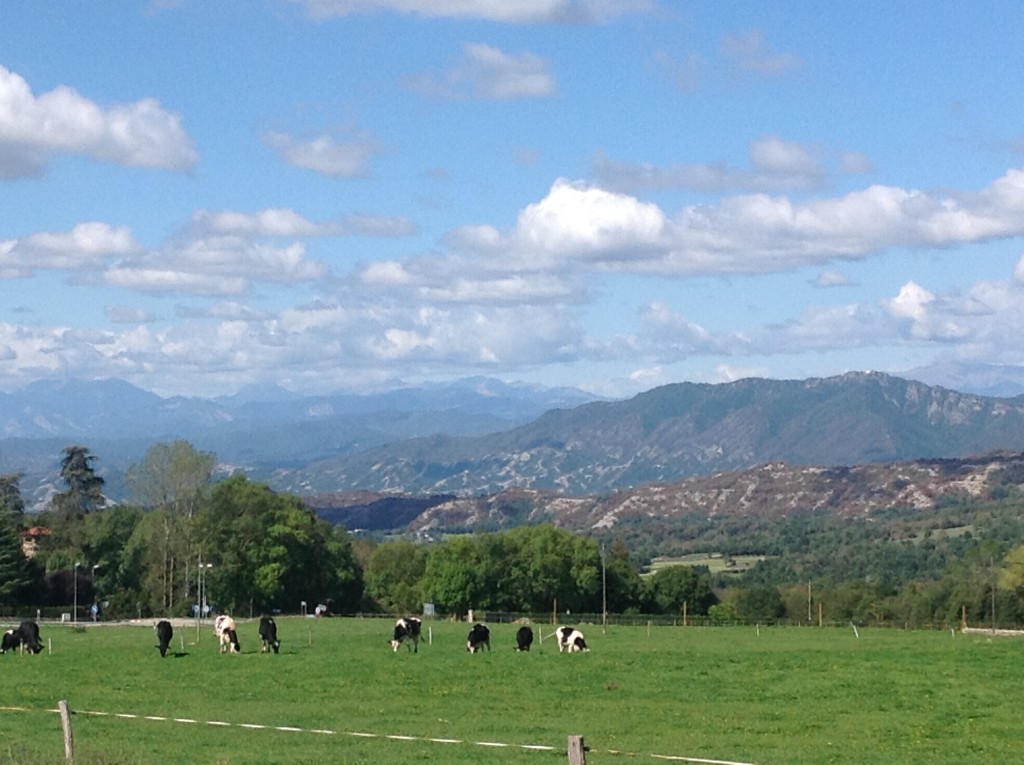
[53,445,106,523]
[0,510,31,605]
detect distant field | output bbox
[645,552,766,575]
[2,618,1024,764]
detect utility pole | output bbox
[601,543,607,634]
[73,562,80,623]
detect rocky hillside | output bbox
[279,372,1024,497]
[308,450,1024,540]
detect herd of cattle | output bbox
[154,614,280,657]
[390,616,588,654]
[2,616,587,657]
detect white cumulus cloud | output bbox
[0,223,139,277]
[265,131,382,178]
[0,65,197,178]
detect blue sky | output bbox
[3,1,1024,398]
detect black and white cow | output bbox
[556,626,588,653]
[0,630,17,653]
[515,625,534,651]
[1,620,42,654]
[214,614,241,653]
[155,620,174,658]
[467,623,490,653]
[258,615,280,654]
[390,617,422,653]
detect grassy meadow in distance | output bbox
[1,618,1024,764]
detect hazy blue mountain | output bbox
[0,376,600,510]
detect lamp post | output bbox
[200,563,213,620]
[73,562,80,623]
[91,565,101,621]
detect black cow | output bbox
[259,615,280,654]
[155,620,173,658]
[390,617,422,653]
[556,626,588,653]
[1,620,42,655]
[515,625,534,651]
[467,623,490,653]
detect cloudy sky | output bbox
[3,2,1024,398]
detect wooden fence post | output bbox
[58,699,74,763]
[567,734,587,765]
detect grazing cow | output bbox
[0,630,17,653]
[556,626,588,653]
[214,614,241,653]
[1,620,42,655]
[467,623,490,653]
[258,615,280,654]
[155,620,174,658]
[515,625,534,651]
[390,617,422,653]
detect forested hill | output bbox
[278,371,1024,497]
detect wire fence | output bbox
[0,702,765,765]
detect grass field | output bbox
[2,618,1023,764]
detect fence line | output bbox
[0,703,763,765]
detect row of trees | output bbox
[0,442,722,619]
[365,529,718,617]
[5,441,1024,628]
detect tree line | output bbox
[0,441,719,620]
[3,441,1024,628]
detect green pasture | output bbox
[2,618,1023,765]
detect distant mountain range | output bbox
[7,371,1024,518]
[0,377,598,510]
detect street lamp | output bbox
[73,562,80,623]
[200,563,213,620]
[91,565,101,621]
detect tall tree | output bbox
[125,441,216,612]
[46,445,106,556]
[53,445,106,523]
